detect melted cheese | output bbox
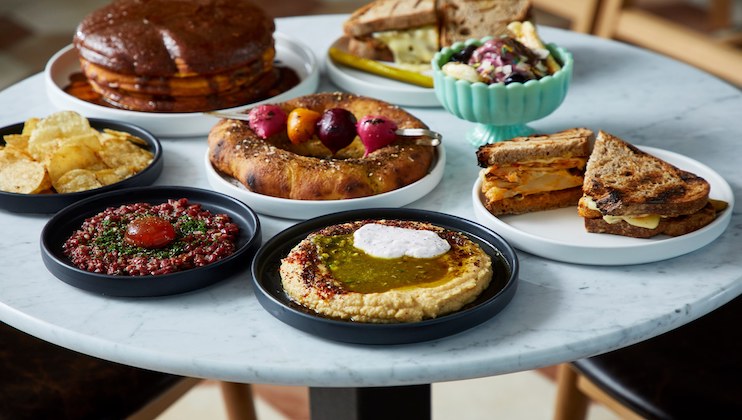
[603,214,661,229]
[582,196,662,229]
[353,223,450,259]
[481,157,586,202]
[373,25,438,67]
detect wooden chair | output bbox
[553,296,741,420]
[532,0,601,33]
[593,0,742,86]
[0,322,257,420]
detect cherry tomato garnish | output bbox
[286,108,321,144]
[124,216,176,249]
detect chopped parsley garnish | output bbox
[93,215,211,259]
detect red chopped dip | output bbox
[63,198,239,276]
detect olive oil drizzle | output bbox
[313,234,455,293]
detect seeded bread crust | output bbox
[476,128,593,167]
[343,0,437,37]
[483,186,583,215]
[584,202,718,238]
[583,131,710,217]
[438,0,532,46]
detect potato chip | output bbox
[102,128,148,146]
[53,169,102,193]
[63,132,102,152]
[95,166,134,186]
[47,143,102,183]
[0,146,32,163]
[99,136,154,171]
[0,159,51,194]
[21,117,40,136]
[27,111,94,161]
[4,111,153,194]
[3,134,29,151]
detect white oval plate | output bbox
[44,33,320,138]
[205,146,446,220]
[325,38,439,108]
[472,146,734,265]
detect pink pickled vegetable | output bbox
[468,38,548,84]
[247,104,287,139]
[357,116,398,156]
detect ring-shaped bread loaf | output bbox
[208,93,436,200]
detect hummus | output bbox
[279,219,493,323]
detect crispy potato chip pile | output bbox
[0,111,153,194]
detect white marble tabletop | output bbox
[1,15,740,388]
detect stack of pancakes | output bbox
[73,0,277,113]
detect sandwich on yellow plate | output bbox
[578,131,728,238]
[342,0,532,71]
[476,128,593,215]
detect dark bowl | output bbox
[0,118,163,214]
[41,186,261,297]
[251,208,519,345]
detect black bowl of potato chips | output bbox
[0,111,163,213]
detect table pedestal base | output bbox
[309,384,431,420]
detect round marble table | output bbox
[1,14,740,419]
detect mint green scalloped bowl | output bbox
[432,37,573,147]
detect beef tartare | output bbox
[63,198,239,276]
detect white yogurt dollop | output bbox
[353,223,451,259]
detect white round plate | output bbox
[205,146,446,220]
[325,38,439,108]
[472,146,734,265]
[44,33,320,138]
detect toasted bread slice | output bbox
[583,131,710,218]
[476,127,593,167]
[438,0,532,46]
[346,36,395,62]
[343,0,437,37]
[483,185,583,216]
[583,202,719,238]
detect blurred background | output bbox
[1,0,740,90]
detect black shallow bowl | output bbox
[0,118,163,214]
[251,208,519,345]
[41,186,261,297]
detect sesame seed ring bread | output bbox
[207,92,436,200]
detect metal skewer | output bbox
[205,111,442,147]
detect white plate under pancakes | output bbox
[205,145,446,220]
[472,146,734,265]
[44,33,319,138]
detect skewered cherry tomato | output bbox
[287,108,321,144]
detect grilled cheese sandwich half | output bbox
[578,131,724,238]
[481,156,586,203]
[476,128,594,215]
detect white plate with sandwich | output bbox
[327,0,532,108]
[326,37,439,108]
[472,131,734,265]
